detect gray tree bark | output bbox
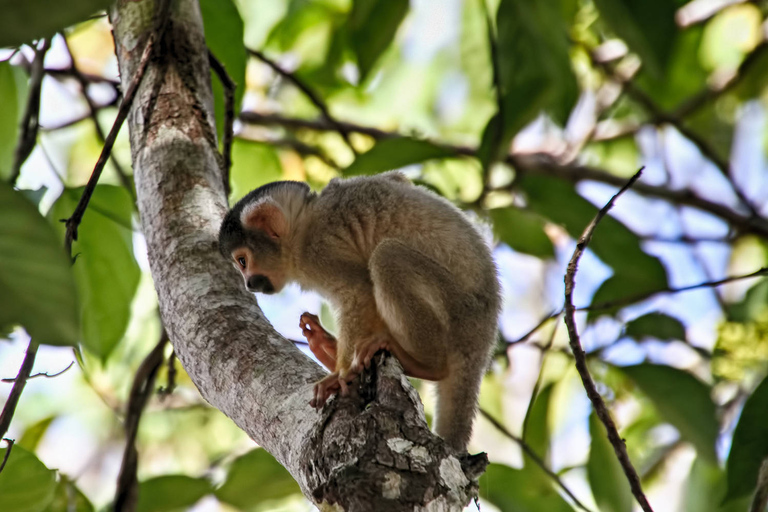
[110,0,487,510]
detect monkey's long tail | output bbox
[433,362,484,451]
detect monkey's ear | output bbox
[241,199,287,239]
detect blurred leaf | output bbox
[684,457,750,512]
[136,475,212,512]
[50,186,139,359]
[700,5,761,73]
[0,182,79,345]
[18,416,55,452]
[725,373,768,501]
[215,448,301,510]
[45,475,93,512]
[584,136,640,178]
[0,0,112,47]
[727,279,768,322]
[0,62,20,180]
[625,312,686,341]
[490,206,554,258]
[479,463,574,512]
[229,140,283,203]
[0,445,57,512]
[344,138,456,176]
[522,384,554,461]
[349,0,408,81]
[620,364,718,463]
[587,412,632,512]
[200,0,246,142]
[592,0,677,78]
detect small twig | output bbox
[751,458,768,512]
[563,167,654,512]
[480,409,594,512]
[207,49,235,196]
[0,439,14,475]
[39,95,121,131]
[508,309,562,346]
[63,0,171,258]
[9,38,51,184]
[114,331,168,512]
[246,48,358,156]
[0,340,39,439]
[44,66,121,87]
[1,361,74,383]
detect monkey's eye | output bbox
[237,257,246,268]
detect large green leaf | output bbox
[45,475,94,512]
[725,373,768,501]
[587,412,632,512]
[620,364,718,463]
[684,458,750,512]
[199,0,246,143]
[592,0,677,79]
[522,384,554,461]
[0,0,112,47]
[490,206,554,259]
[228,140,283,203]
[348,0,409,81]
[345,138,456,176]
[0,182,79,345]
[50,186,139,359]
[136,475,212,512]
[625,312,686,341]
[215,449,301,510]
[0,445,57,512]
[479,463,574,512]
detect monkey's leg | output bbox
[299,312,337,371]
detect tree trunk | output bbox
[110,0,487,510]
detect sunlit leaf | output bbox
[620,364,718,463]
[50,186,139,359]
[349,0,409,81]
[0,62,20,180]
[0,445,57,512]
[725,373,768,501]
[587,412,632,512]
[45,475,94,512]
[683,457,750,512]
[215,448,301,509]
[229,140,283,203]
[0,182,79,346]
[0,0,112,47]
[625,312,686,341]
[136,475,212,512]
[479,463,574,512]
[345,138,456,176]
[490,207,554,258]
[19,416,56,452]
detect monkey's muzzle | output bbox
[247,274,275,294]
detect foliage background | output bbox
[3,0,768,510]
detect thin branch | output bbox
[479,409,594,512]
[240,111,398,141]
[9,38,51,184]
[0,340,39,439]
[246,48,358,156]
[39,94,121,131]
[114,332,168,512]
[508,309,562,346]
[751,458,768,512]
[207,49,235,196]
[563,167,654,512]
[0,439,14,475]
[1,361,74,383]
[63,0,171,257]
[158,350,177,399]
[44,66,121,87]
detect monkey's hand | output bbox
[351,333,391,373]
[310,371,354,408]
[300,312,337,371]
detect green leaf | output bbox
[592,0,677,78]
[725,373,768,501]
[490,207,554,258]
[45,475,94,512]
[0,62,20,181]
[199,0,246,143]
[215,449,301,510]
[587,412,632,512]
[0,0,113,48]
[0,182,79,346]
[50,186,139,359]
[228,140,283,203]
[136,475,212,512]
[620,364,718,463]
[522,384,554,461]
[344,138,456,176]
[479,463,575,512]
[349,0,409,81]
[625,313,686,341]
[0,445,57,512]
[683,458,750,512]
[18,416,56,452]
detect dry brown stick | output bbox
[1,361,74,383]
[480,409,594,512]
[114,332,168,512]
[9,39,51,184]
[207,49,235,196]
[246,48,358,156]
[563,167,654,512]
[63,0,171,257]
[0,340,39,440]
[0,439,14,475]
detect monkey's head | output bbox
[218,181,310,294]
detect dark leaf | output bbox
[491,206,554,258]
[136,475,212,512]
[522,384,554,461]
[587,412,632,512]
[215,448,301,509]
[625,312,686,341]
[349,0,409,81]
[0,0,112,48]
[479,463,574,512]
[345,138,456,176]
[0,62,21,180]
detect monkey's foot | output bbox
[300,312,337,369]
[310,371,353,409]
[351,334,391,373]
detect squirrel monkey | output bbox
[218,172,500,450]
